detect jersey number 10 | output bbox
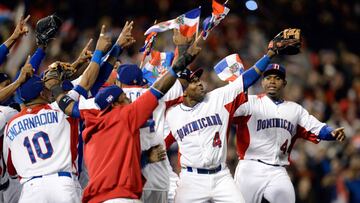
[23,131,54,164]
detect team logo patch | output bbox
[106,95,114,103]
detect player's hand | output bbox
[148,144,166,163]
[95,25,111,52]
[16,56,34,84]
[331,127,345,142]
[186,34,202,57]
[173,29,194,46]
[10,15,30,41]
[75,38,93,65]
[117,21,136,48]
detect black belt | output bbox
[0,179,9,191]
[252,159,283,167]
[186,165,222,174]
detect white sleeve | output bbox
[78,97,99,111]
[209,75,245,105]
[297,104,326,135]
[161,79,183,102]
[0,107,18,135]
[67,89,81,101]
[0,113,6,135]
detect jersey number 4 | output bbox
[23,131,54,164]
[212,132,222,148]
[280,139,290,155]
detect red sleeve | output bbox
[128,91,159,131]
[6,149,17,177]
[164,132,176,150]
[296,125,320,144]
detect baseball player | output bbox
[0,57,36,203]
[2,25,112,202]
[0,65,33,203]
[232,63,345,203]
[46,37,201,203]
[163,43,286,202]
[117,29,195,203]
[0,105,21,203]
[117,64,183,203]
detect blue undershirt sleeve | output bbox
[242,55,271,90]
[71,101,81,118]
[29,48,46,73]
[318,125,335,140]
[0,44,9,66]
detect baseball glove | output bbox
[268,28,301,55]
[43,62,76,83]
[35,14,62,46]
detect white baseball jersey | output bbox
[123,80,183,191]
[165,76,246,169]
[0,106,18,184]
[233,94,326,166]
[3,90,82,183]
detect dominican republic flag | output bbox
[139,32,157,53]
[142,51,174,85]
[202,0,230,39]
[144,8,201,37]
[139,32,157,66]
[214,54,244,82]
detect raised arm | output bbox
[72,39,93,71]
[242,28,301,90]
[0,15,30,65]
[77,25,111,91]
[152,35,202,96]
[90,21,135,95]
[0,56,33,102]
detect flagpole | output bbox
[140,20,157,69]
[195,6,201,40]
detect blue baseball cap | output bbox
[17,75,44,102]
[117,64,148,86]
[95,85,123,110]
[0,73,10,83]
[263,64,286,79]
[179,68,204,82]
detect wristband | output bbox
[91,50,104,65]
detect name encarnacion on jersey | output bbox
[7,112,59,141]
[176,113,223,140]
[256,118,295,134]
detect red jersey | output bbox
[80,91,158,203]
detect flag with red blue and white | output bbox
[214,53,244,82]
[144,7,201,37]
